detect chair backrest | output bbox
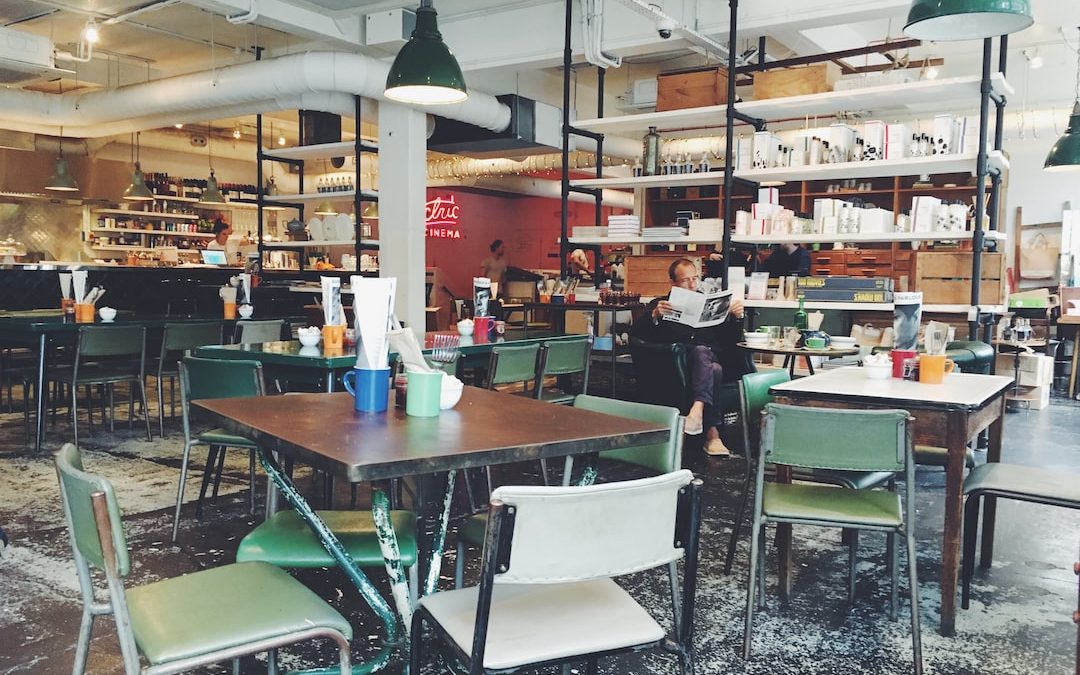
[627,336,691,412]
[78,325,145,359]
[163,321,224,352]
[180,356,264,402]
[486,343,540,388]
[538,337,590,376]
[55,443,130,577]
[762,403,911,473]
[489,470,695,584]
[234,319,284,344]
[739,369,791,456]
[572,394,682,474]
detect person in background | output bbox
[206,219,241,264]
[568,248,593,278]
[631,258,748,457]
[480,239,508,297]
[762,242,810,277]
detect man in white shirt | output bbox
[206,220,239,264]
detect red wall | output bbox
[425,188,626,298]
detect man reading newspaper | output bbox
[631,258,748,457]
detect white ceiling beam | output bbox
[182,0,362,47]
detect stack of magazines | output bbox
[642,226,688,240]
[607,215,640,238]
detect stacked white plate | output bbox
[307,217,324,241]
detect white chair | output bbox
[411,470,702,675]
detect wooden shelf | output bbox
[263,140,378,162]
[91,227,214,238]
[93,209,200,221]
[744,298,1004,314]
[570,153,1009,190]
[264,190,378,205]
[91,244,200,253]
[574,73,1013,136]
[732,230,1007,245]
[568,235,724,245]
[260,239,378,248]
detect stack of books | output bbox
[571,226,608,238]
[641,226,688,240]
[795,276,894,303]
[607,215,641,238]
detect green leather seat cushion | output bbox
[536,391,575,405]
[237,510,418,568]
[459,512,488,547]
[803,469,895,490]
[197,428,259,447]
[914,445,977,468]
[126,561,352,665]
[964,463,1080,504]
[763,482,903,527]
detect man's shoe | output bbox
[684,415,703,435]
[705,437,730,457]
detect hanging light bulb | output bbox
[45,127,79,192]
[1044,27,1080,172]
[123,133,153,200]
[384,0,467,105]
[232,128,242,139]
[200,126,227,203]
[278,135,286,146]
[314,200,338,216]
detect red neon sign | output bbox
[426,195,462,238]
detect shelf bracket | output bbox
[732,110,765,131]
[566,126,603,142]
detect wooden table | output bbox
[194,330,585,391]
[1058,315,1080,399]
[769,366,1013,636]
[0,312,300,452]
[193,387,668,657]
[737,341,860,376]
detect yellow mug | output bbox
[322,324,346,350]
[75,303,95,323]
[918,353,955,384]
[223,301,237,320]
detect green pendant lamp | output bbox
[1044,29,1080,172]
[123,133,154,201]
[904,0,1033,41]
[384,0,467,105]
[46,127,79,192]
[314,200,338,216]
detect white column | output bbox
[378,101,427,336]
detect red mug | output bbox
[472,316,492,342]
[890,349,916,379]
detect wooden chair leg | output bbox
[962,493,981,610]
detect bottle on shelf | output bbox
[794,295,808,331]
[809,137,822,165]
[642,126,661,176]
[632,157,643,177]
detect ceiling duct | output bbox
[427,94,562,158]
[0,26,74,84]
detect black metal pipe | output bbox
[567,127,604,141]
[732,110,765,128]
[560,0,573,278]
[721,0,739,290]
[354,94,363,263]
[595,66,605,241]
[969,38,993,340]
[569,186,602,197]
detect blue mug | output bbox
[342,367,391,412]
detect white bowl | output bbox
[456,320,474,336]
[298,333,321,347]
[744,333,770,346]
[98,307,117,322]
[864,364,891,380]
[238,304,254,319]
[830,336,857,348]
[440,376,464,410]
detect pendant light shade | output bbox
[314,200,338,216]
[384,0,467,105]
[200,169,227,204]
[45,156,80,192]
[1045,28,1080,172]
[123,161,154,201]
[904,0,1033,41]
[361,201,379,220]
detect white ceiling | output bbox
[2,0,1077,142]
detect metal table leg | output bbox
[34,333,46,453]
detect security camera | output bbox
[656,16,676,39]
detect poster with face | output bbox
[473,277,491,318]
[893,292,923,351]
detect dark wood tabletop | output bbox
[193,387,669,482]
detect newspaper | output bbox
[663,287,732,328]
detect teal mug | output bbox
[405,371,443,417]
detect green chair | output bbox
[724,369,897,574]
[961,463,1080,610]
[743,404,922,675]
[234,319,284,344]
[485,342,541,395]
[49,325,152,447]
[171,356,264,543]
[55,443,352,675]
[533,337,591,404]
[152,322,223,437]
[236,507,420,604]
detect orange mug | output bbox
[322,324,346,350]
[918,353,955,384]
[223,301,237,320]
[75,303,95,323]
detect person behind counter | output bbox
[631,257,748,457]
[762,243,810,277]
[206,219,241,265]
[568,248,593,278]
[480,239,508,297]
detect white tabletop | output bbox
[770,366,1013,409]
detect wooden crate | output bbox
[913,252,1005,304]
[624,254,701,296]
[656,67,728,112]
[753,63,841,100]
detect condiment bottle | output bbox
[642,126,661,176]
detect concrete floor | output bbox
[0,378,1077,675]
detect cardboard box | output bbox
[753,63,841,100]
[885,123,909,160]
[656,66,729,111]
[736,136,753,171]
[752,131,780,169]
[829,123,858,162]
[863,120,886,161]
[996,353,1053,386]
[1008,384,1051,410]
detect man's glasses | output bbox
[673,275,700,288]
